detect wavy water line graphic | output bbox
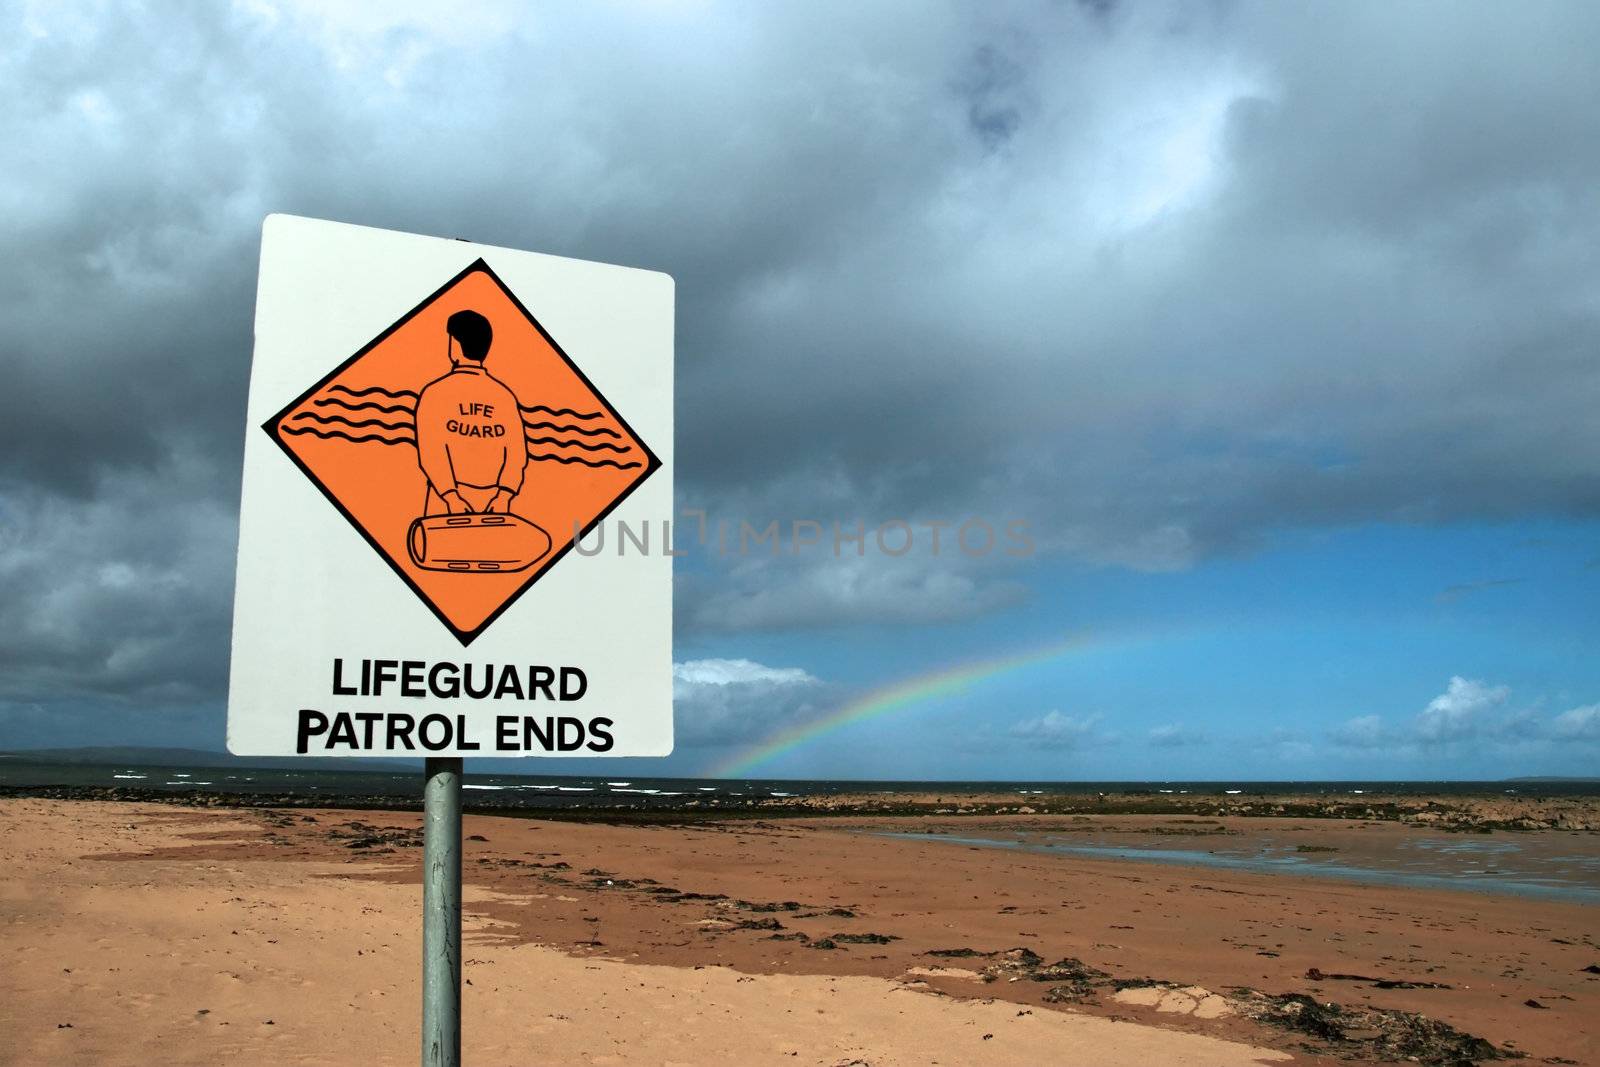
[315,397,416,415]
[292,412,414,431]
[519,404,604,420]
[523,420,621,439]
[527,452,642,470]
[281,425,416,445]
[329,384,419,401]
[525,435,631,454]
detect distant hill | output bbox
[1502,776,1600,784]
[0,746,415,773]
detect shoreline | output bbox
[6,797,1595,1064]
[864,826,1600,906]
[4,781,1598,833]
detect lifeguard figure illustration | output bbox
[404,309,550,574]
[414,309,526,516]
[269,257,656,637]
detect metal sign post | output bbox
[422,758,463,1067]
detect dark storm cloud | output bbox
[2,2,1598,737]
[679,552,1030,633]
[0,467,235,706]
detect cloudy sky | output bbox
[3,1,1598,780]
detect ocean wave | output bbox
[526,453,642,470]
[315,397,416,414]
[281,425,417,445]
[291,411,415,431]
[518,404,603,420]
[329,384,419,401]
[525,435,631,454]
[523,420,621,439]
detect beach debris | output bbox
[327,821,423,851]
[902,946,1512,1062]
[1523,999,1548,1009]
[970,947,1112,997]
[980,946,1043,977]
[588,876,637,890]
[1036,960,1113,1001]
[737,899,803,913]
[830,932,899,945]
[806,938,841,950]
[1306,967,1452,990]
[1231,989,1522,1064]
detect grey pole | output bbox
[422,757,463,1067]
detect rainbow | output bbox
[709,632,1105,778]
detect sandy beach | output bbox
[3,798,1596,1065]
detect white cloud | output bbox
[1324,685,1598,759]
[1552,703,1600,742]
[1147,722,1207,747]
[1415,676,1509,743]
[1009,710,1104,750]
[673,659,817,688]
[1330,714,1388,750]
[1249,727,1315,764]
[672,658,827,746]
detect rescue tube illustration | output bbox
[407,512,552,573]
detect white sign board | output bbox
[228,215,673,757]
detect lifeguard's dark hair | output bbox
[446,309,493,362]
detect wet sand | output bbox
[870,814,1600,904]
[3,799,1596,1065]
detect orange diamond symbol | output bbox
[265,259,660,645]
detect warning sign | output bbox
[266,259,659,644]
[228,216,673,758]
